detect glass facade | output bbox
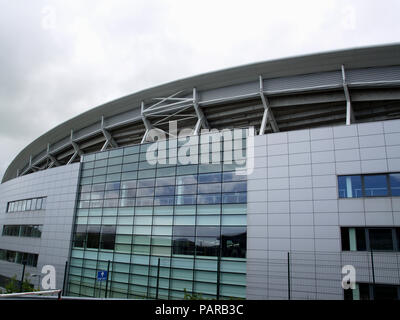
[67,129,249,299]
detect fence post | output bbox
[19,261,26,292]
[62,260,68,296]
[287,252,291,300]
[105,260,111,298]
[370,250,376,300]
[156,258,160,300]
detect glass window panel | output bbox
[157,167,176,177]
[196,226,220,237]
[88,217,102,224]
[364,175,388,197]
[154,196,175,206]
[133,245,150,254]
[198,183,221,194]
[222,181,247,193]
[134,216,152,225]
[135,207,152,215]
[123,154,139,163]
[102,216,117,225]
[121,180,136,189]
[338,175,362,198]
[173,236,195,255]
[153,216,173,225]
[133,235,151,245]
[94,167,107,176]
[118,216,133,225]
[87,226,101,249]
[138,169,156,179]
[197,205,220,215]
[137,179,155,188]
[222,192,247,204]
[175,184,197,195]
[195,258,218,271]
[119,198,135,207]
[120,187,135,198]
[124,145,140,155]
[92,175,106,183]
[100,225,116,250]
[135,197,154,206]
[171,279,193,292]
[174,215,195,225]
[171,268,193,280]
[121,171,137,180]
[198,173,222,184]
[94,159,108,167]
[174,226,196,236]
[369,228,394,251]
[152,226,172,236]
[108,156,123,165]
[151,246,171,256]
[155,186,175,196]
[152,236,172,246]
[197,194,221,205]
[95,151,109,160]
[122,162,139,172]
[106,173,121,182]
[134,225,152,235]
[221,215,246,226]
[156,176,175,187]
[221,226,246,258]
[177,165,198,175]
[196,237,220,257]
[154,206,173,215]
[390,173,400,196]
[116,225,133,235]
[175,205,196,215]
[197,215,220,225]
[107,165,122,174]
[175,195,196,205]
[222,171,247,182]
[139,161,155,170]
[222,204,246,214]
[176,174,197,185]
[199,164,222,173]
[194,270,217,283]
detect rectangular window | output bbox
[338,175,362,198]
[390,174,400,196]
[364,175,388,197]
[369,228,394,251]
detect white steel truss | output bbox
[259,75,279,135]
[342,65,355,125]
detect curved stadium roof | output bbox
[3,43,400,183]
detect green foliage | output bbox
[4,274,36,294]
[183,288,206,300]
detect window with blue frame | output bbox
[338,173,400,198]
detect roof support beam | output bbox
[342,65,356,125]
[67,130,83,165]
[100,116,118,151]
[259,76,279,134]
[46,143,60,168]
[193,87,209,135]
[141,101,154,144]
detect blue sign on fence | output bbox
[97,270,108,281]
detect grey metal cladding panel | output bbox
[264,71,342,92]
[347,66,400,83]
[200,81,258,102]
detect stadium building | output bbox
[1,43,400,300]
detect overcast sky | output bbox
[0,0,399,181]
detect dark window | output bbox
[389,174,400,196]
[375,284,399,300]
[364,175,388,197]
[222,181,247,193]
[74,225,87,248]
[87,226,101,249]
[195,237,220,257]
[369,228,394,251]
[221,227,246,258]
[356,228,367,251]
[341,227,350,251]
[155,186,175,196]
[338,175,362,198]
[100,225,116,250]
[173,236,195,255]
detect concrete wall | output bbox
[246,118,400,300]
[0,163,80,290]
